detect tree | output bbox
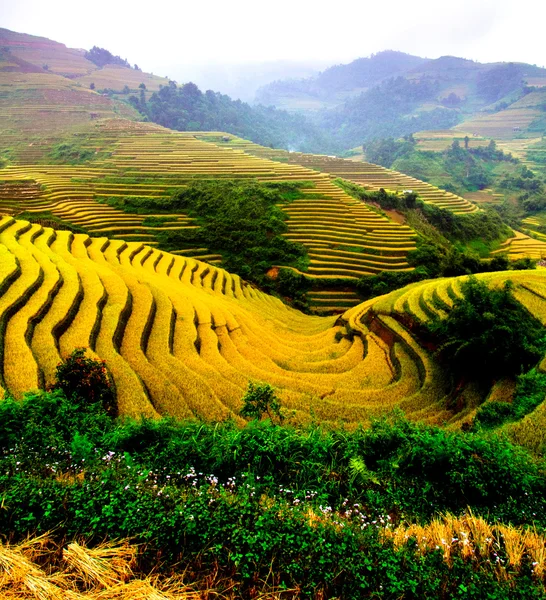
[138,82,147,90]
[428,277,546,380]
[51,348,116,416]
[89,82,95,90]
[464,135,470,149]
[239,382,283,422]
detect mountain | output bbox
[257,51,546,113]
[255,51,546,150]
[255,50,427,110]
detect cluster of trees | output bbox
[476,63,525,103]
[428,277,546,381]
[84,46,135,69]
[127,81,336,153]
[101,179,308,287]
[499,165,546,212]
[364,136,518,194]
[125,75,463,154]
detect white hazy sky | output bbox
[3,0,546,73]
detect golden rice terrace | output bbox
[2,215,546,428]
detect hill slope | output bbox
[3,216,546,431]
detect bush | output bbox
[239,382,283,423]
[51,348,116,416]
[428,277,546,381]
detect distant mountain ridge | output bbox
[255,51,546,114]
[256,51,426,106]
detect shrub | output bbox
[428,277,546,381]
[239,382,283,423]
[51,348,116,416]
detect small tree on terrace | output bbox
[239,382,284,423]
[51,348,116,416]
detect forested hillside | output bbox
[127,81,337,153]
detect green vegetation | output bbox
[160,180,307,282]
[365,136,517,194]
[141,215,173,227]
[50,347,116,416]
[3,366,546,597]
[100,179,308,285]
[428,277,546,381]
[128,81,337,153]
[85,45,132,69]
[475,370,546,430]
[321,77,460,148]
[337,177,511,246]
[499,165,546,213]
[476,63,528,103]
[239,381,284,423]
[48,142,96,165]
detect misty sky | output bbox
[3,0,546,85]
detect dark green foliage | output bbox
[363,134,416,167]
[141,215,172,227]
[161,180,307,284]
[276,268,310,310]
[499,165,546,213]
[48,142,95,165]
[128,80,336,153]
[356,268,429,300]
[335,178,418,211]
[50,348,116,416]
[85,46,131,68]
[99,180,308,286]
[338,178,513,278]
[419,202,511,243]
[428,277,546,380]
[2,385,546,597]
[363,136,516,196]
[239,382,283,422]
[321,77,461,148]
[477,63,525,103]
[407,241,444,277]
[512,257,537,270]
[474,370,546,429]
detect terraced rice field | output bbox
[5,215,546,427]
[1,128,424,309]
[413,130,491,152]
[0,71,139,159]
[491,230,546,260]
[0,27,168,90]
[453,90,546,140]
[200,134,478,214]
[0,216,454,427]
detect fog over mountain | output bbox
[151,60,329,102]
[3,0,546,95]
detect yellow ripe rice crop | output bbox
[2,219,546,426]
